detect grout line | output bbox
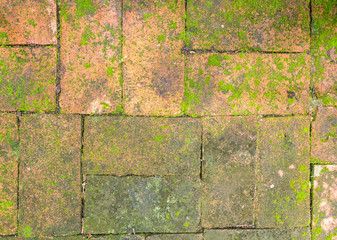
[16,114,21,235]
[80,115,85,234]
[0,44,57,48]
[309,0,313,38]
[55,0,61,113]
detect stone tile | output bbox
[313,165,337,239]
[0,114,18,235]
[91,235,144,240]
[256,117,310,228]
[60,0,122,114]
[0,47,57,111]
[19,114,81,237]
[84,176,201,234]
[123,0,184,116]
[202,116,256,228]
[0,0,57,45]
[186,0,309,51]
[185,53,309,116]
[83,117,201,176]
[312,107,337,163]
[147,234,202,240]
[204,228,310,240]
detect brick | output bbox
[19,114,81,237]
[60,0,122,113]
[123,0,184,116]
[312,107,337,163]
[0,114,18,235]
[83,117,201,176]
[0,47,57,111]
[202,116,256,228]
[91,236,144,240]
[147,234,202,240]
[0,0,57,45]
[186,0,309,51]
[313,165,337,240]
[256,117,310,228]
[84,176,201,234]
[185,53,309,115]
[0,237,85,240]
[204,228,310,240]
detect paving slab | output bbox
[84,176,201,234]
[0,237,86,240]
[60,0,122,113]
[19,114,82,237]
[256,117,310,228]
[202,116,256,228]
[123,0,184,116]
[83,116,201,176]
[0,0,57,45]
[90,235,144,240]
[184,53,309,116]
[0,114,18,235]
[186,0,310,51]
[0,47,57,111]
[147,234,202,240]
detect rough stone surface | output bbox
[91,235,144,240]
[84,176,201,234]
[313,165,337,240]
[19,114,82,237]
[83,117,201,176]
[256,117,310,228]
[0,0,57,45]
[0,237,85,240]
[123,0,184,116]
[0,47,57,111]
[60,0,122,114]
[0,114,18,235]
[186,0,310,51]
[202,116,256,228]
[147,234,202,240]
[312,107,337,163]
[204,228,311,240]
[184,53,309,116]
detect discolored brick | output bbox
[83,116,201,176]
[123,0,184,116]
[90,235,144,240]
[60,0,122,114]
[84,176,201,234]
[0,0,57,45]
[202,116,256,228]
[147,234,202,240]
[0,47,57,111]
[186,0,310,51]
[256,117,310,228]
[0,114,18,235]
[184,53,309,116]
[19,114,82,237]
[312,107,337,163]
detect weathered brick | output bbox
[204,228,310,240]
[312,107,337,163]
[0,237,85,240]
[0,0,57,45]
[147,234,202,240]
[83,117,201,176]
[256,117,310,228]
[60,0,122,113]
[19,114,81,237]
[0,47,57,111]
[186,0,309,51]
[0,114,18,235]
[185,53,309,115]
[91,235,144,240]
[123,0,184,116]
[84,176,201,234]
[202,116,256,228]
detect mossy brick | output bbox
[256,117,310,228]
[184,53,309,116]
[186,0,309,51]
[312,107,337,164]
[83,116,201,176]
[123,0,184,116]
[0,0,56,45]
[147,234,202,240]
[60,0,122,114]
[311,0,337,106]
[202,116,256,228]
[0,114,18,235]
[90,235,144,240]
[0,237,86,240]
[19,114,82,237]
[0,47,57,111]
[204,228,310,240]
[313,165,337,239]
[84,176,201,234]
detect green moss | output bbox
[76,0,97,17]
[207,54,222,67]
